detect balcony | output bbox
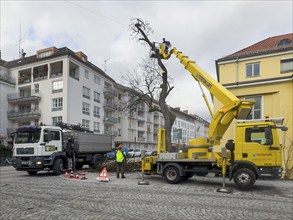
[104,130,118,136]
[7,92,41,104]
[103,87,117,97]
[104,116,117,124]
[7,109,41,120]
[0,75,16,85]
[137,137,145,141]
[103,102,117,111]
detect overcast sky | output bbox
[1,1,292,121]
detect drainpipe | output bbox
[236,57,239,86]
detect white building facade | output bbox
[0,46,209,150]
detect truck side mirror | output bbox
[281,126,288,131]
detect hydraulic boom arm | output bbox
[159,41,254,145]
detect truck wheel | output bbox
[91,155,103,169]
[27,171,37,175]
[233,168,256,190]
[53,158,64,175]
[164,166,181,184]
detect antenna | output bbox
[103,58,110,72]
[16,24,25,58]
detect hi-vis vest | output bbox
[116,150,125,162]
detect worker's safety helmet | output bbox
[118,145,123,150]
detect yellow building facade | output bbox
[216,33,293,178]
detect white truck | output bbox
[12,123,112,175]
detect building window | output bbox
[245,96,262,119]
[277,39,292,47]
[34,84,39,93]
[94,75,101,85]
[82,102,90,115]
[246,63,260,77]
[94,122,100,133]
[33,64,48,81]
[52,116,62,125]
[52,98,63,111]
[82,119,90,129]
[83,86,90,99]
[52,80,63,93]
[94,106,100,118]
[38,51,52,58]
[280,58,293,73]
[50,61,63,78]
[84,69,89,79]
[94,91,100,103]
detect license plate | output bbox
[21,161,29,165]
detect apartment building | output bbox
[216,33,292,175]
[3,47,117,142]
[0,59,15,145]
[114,85,209,152]
[0,46,209,151]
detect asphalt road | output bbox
[0,166,292,220]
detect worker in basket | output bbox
[115,145,127,178]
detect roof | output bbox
[217,33,293,62]
[0,59,9,67]
[6,47,115,82]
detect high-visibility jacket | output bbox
[116,150,126,162]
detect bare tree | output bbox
[122,18,176,151]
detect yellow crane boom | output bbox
[159,41,255,146]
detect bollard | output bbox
[217,147,231,193]
[138,150,149,185]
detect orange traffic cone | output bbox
[75,173,79,179]
[96,167,110,182]
[80,170,88,180]
[64,171,68,178]
[69,169,74,179]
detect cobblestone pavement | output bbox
[0,166,292,220]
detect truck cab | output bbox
[232,119,284,180]
[12,125,67,175]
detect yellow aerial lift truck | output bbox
[142,40,288,190]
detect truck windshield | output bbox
[15,130,41,144]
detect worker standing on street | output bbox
[115,145,127,178]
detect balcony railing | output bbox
[7,109,41,120]
[7,92,41,103]
[103,102,117,111]
[104,116,117,124]
[103,87,117,97]
[104,130,118,136]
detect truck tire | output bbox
[53,158,64,175]
[164,166,181,184]
[27,171,37,175]
[91,154,103,169]
[233,168,256,190]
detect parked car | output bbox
[134,149,141,157]
[128,149,134,158]
[146,151,157,157]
